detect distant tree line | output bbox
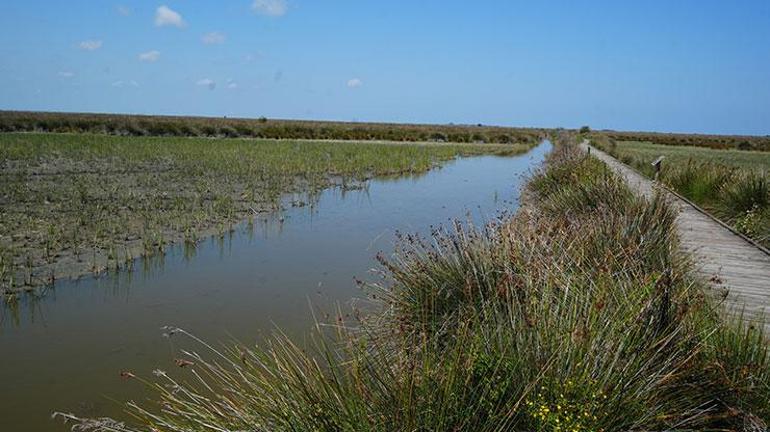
[602,130,770,152]
[0,111,546,145]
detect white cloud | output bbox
[116,5,131,16]
[155,5,185,28]
[138,50,161,62]
[202,31,226,45]
[79,40,103,51]
[347,78,363,88]
[112,80,139,88]
[252,0,287,16]
[58,71,75,78]
[226,79,238,89]
[196,78,216,90]
[244,52,261,63]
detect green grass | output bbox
[592,138,770,247]
[54,134,770,432]
[0,132,530,296]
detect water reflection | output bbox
[0,141,550,431]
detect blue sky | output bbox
[1,1,769,135]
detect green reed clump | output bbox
[528,146,634,216]
[665,163,769,244]
[55,136,770,432]
[700,315,770,423]
[722,172,769,214]
[720,172,770,242]
[664,160,733,204]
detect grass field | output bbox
[606,140,770,171]
[0,133,529,297]
[56,133,770,431]
[592,137,769,247]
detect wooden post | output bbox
[651,156,665,181]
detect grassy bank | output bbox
[56,134,770,431]
[0,111,546,145]
[591,136,769,247]
[0,133,529,297]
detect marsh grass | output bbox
[53,134,770,431]
[722,173,769,214]
[0,133,530,296]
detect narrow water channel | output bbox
[0,140,551,431]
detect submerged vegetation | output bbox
[590,136,770,247]
[0,132,529,297]
[56,134,770,431]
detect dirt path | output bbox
[581,140,770,332]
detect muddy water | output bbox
[0,140,550,431]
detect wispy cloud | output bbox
[116,5,131,16]
[244,52,262,63]
[58,71,75,78]
[138,50,161,62]
[78,40,103,51]
[202,31,226,45]
[196,78,216,90]
[226,79,238,89]
[347,78,363,88]
[252,0,287,17]
[112,80,139,88]
[155,5,185,27]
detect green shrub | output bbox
[429,132,447,142]
[219,126,240,138]
[199,125,218,136]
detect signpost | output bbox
[651,156,665,181]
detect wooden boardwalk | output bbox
[580,141,770,332]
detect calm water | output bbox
[0,141,550,431]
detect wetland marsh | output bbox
[0,133,530,296]
[0,138,551,431]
